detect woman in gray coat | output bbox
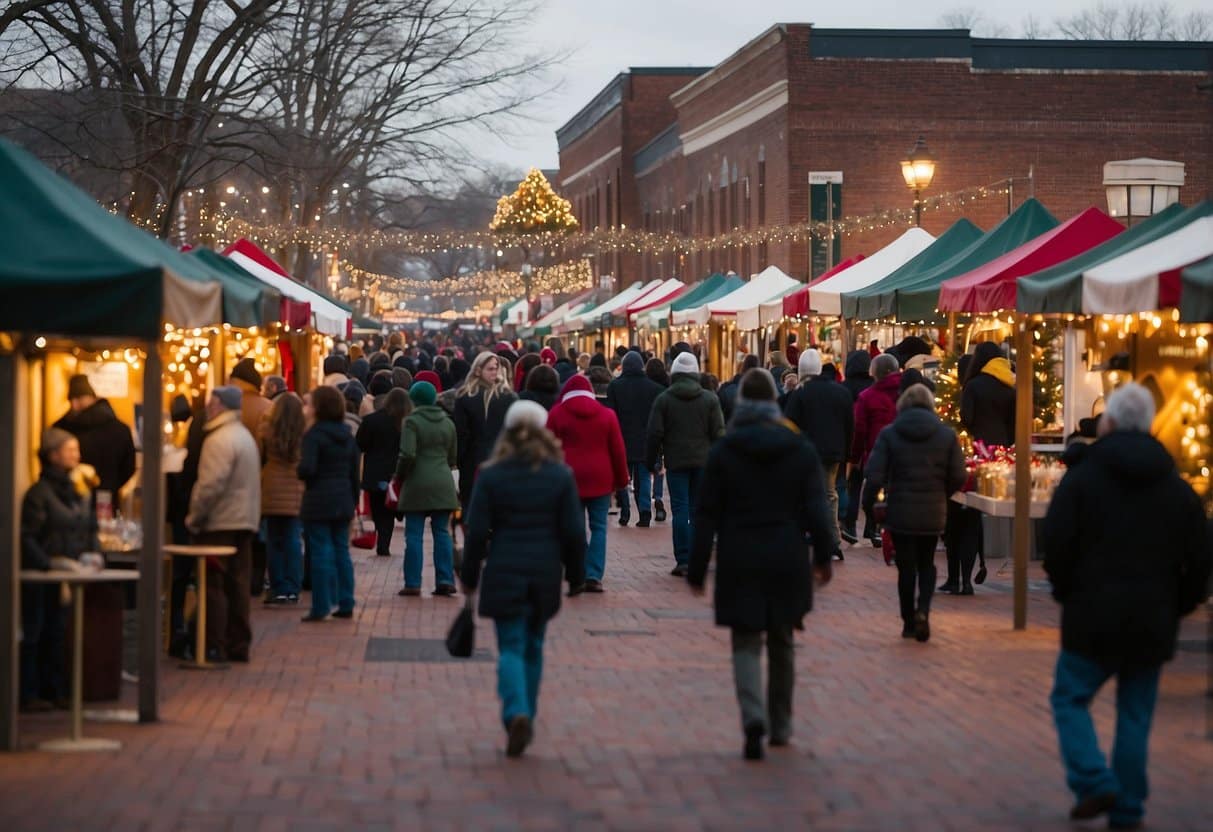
[865,384,966,642]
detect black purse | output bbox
[445,595,475,658]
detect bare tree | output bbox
[938,7,1010,37]
[1021,14,1051,38]
[1055,2,1213,40]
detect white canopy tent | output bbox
[572,280,659,326]
[737,284,800,330]
[673,266,799,326]
[1080,216,1213,313]
[226,245,351,336]
[804,228,936,316]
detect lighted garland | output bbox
[352,259,594,299]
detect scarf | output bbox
[981,357,1015,388]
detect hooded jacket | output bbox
[1043,430,1212,670]
[21,465,97,570]
[645,373,726,472]
[395,405,459,512]
[52,399,136,496]
[230,377,272,440]
[297,420,360,522]
[546,376,629,499]
[864,406,966,536]
[851,371,902,466]
[842,350,874,403]
[960,356,1016,445]
[688,410,835,632]
[783,374,854,465]
[187,410,262,533]
[606,352,666,462]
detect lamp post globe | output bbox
[900,136,936,227]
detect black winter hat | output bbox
[323,354,348,377]
[368,351,392,372]
[338,378,366,406]
[368,370,393,396]
[230,357,262,389]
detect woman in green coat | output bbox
[394,381,459,597]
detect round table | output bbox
[19,568,140,752]
[163,544,237,670]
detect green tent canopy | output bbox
[0,138,223,339]
[841,220,984,320]
[888,199,1059,323]
[189,248,282,328]
[654,273,744,328]
[1018,201,1213,314]
[1179,254,1213,323]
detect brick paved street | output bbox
[2,522,1209,831]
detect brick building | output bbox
[557,27,1213,286]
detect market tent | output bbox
[801,228,935,316]
[781,257,862,319]
[1179,255,1213,322]
[849,200,1057,322]
[674,267,798,326]
[938,207,1123,314]
[499,298,530,327]
[189,248,289,329]
[572,280,660,327]
[0,139,222,338]
[522,288,597,338]
[841,219,984,320]
[1080,215,1213,314]
[640,273,736,329]
[1016,201,1211,315]
[626,278,686,317]
[738,282,801,330]
[223,239,352,336]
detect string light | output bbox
[490,168,579,233]
[357,260,595,300]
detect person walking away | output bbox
[687,369,834,759]
[454,352,517,518]
[850,354,902,547]
[718,354,759,423]
[53,374,136,500]
[520,364,560,411]
[839,350,874,544]
[646,352,725,576]
[260,392,306,605]
[19,428,95,710]
[1043,383,1211,829]
[783,349,854,558]
[394,382,459,597]
[547,375,629,591]
[357,388,411,558]
[297,386,360,622]
[606,351,665,527]
[863,384,965,642]
[338,379,366,435]
[644,358,671,521]
[185,387,261,662]
[460,400,587,757]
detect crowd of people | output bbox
[17,325,1210,828]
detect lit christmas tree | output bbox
[490,168,579,234]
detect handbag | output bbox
[445,595,475,658]
[350,493,377,550]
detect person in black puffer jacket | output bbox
[865,384,966,642]
[607,351,666,526]
[839,350,875,544]
[960,341,1016,446]
[53,375,136,498]
[20,428,97,710]
[461,400,586,758]
[1043,383,1211,829]
[356,388,411,557]
[453,352,517,514]
[298,386,361,622]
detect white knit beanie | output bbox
[504,399,548,431]
[670,352,700,375]
[798,349,822,379]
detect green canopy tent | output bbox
[1179,254,1213,323]
[841,220,984,321]
[189,248,283,328]
[0,138,229,748]
[1018,201,1213,315]
[651,273,744,329]
[889,200,1058,323]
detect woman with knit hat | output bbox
[395,381,459,597]
[461,400,586,757]
[546,375,629,591]
[20,428,95,711]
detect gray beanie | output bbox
[212,385,243,411]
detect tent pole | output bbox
[138,341,163,722]
[946,312,958,356]
[0,351,18,750]
[1013,316,1033,630]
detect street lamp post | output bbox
[900,136,936,227]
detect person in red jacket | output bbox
[850,353,902,547]
[547,374,629,592]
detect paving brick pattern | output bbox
[2,523,1210,831]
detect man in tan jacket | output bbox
[187,386,262,663]
[229,357,271,595]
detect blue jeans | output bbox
[667,468,703,567]
[304,519,355,617]
[1050,650,1161,827]
[627,462,652,515]
[404,511,454,589]
[264,516,303,596]
[494,616,547,727]
[653,469,664,501]
[582,495,610,581]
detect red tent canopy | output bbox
[782,254,865,318]
[938,207,1123,313]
